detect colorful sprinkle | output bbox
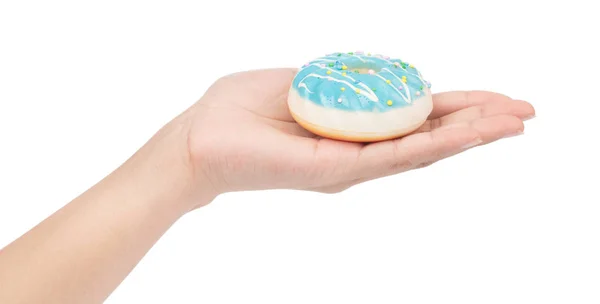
[386,79,391,84]
[342,72,347,76]
[337,53,342,57]
[326,71,332,75]
[340,87,345,91]
[416,91,421,96]
[320,64,326,67]
[393,62,400,67]
[328,63,334,67]
[398,86,403,90]
[368,69,375,75]
[334,61,344,70]
[355,89,361,94]
[402,78,407,83]
[342,65,348,70]
[409,64,414,68]
[387,100,393,106]
[372,88,377,91]
[420,85,423,90]
[348,52,354,55]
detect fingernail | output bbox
[461,138,483,150]
[503,130,524,139]
[523,114,536,121]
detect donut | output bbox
[287,51,434,142]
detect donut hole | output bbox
[346,64,383,74]
[353,68,376,74]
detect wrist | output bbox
[120,111,218,216]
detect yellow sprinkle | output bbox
[342,72,346,76]
[386,79,391,84]
[340,87,345,91]
[402,78,407,83]
[387,100,393,106]
[367,53,371,56]
[342,65,347,70]
[355,89,361,94]
[326,71,331,75]
[402,75,407,78]
[409,64,414,68]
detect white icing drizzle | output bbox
[373,73,411,104]
[298,82,313,93]
[366,55,428,87]
[298,73,379,102]
[380,57,400,66]
[415,69,428,87]
[381,68,413,102]
[403,68,427,87]
[297,53,430,105]
[313,54,426,86]
[302,64,379,102]
[351,55,367,62]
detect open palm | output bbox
[187,68,535,196]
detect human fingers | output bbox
[416,99,535,133]
[429,90,534,120]
[350,115,524,179]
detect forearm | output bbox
[0,118,210,304]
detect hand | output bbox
[0,68,535,304]
[183,68,535,206]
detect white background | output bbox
[1,1,599,303]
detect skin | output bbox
[0,68,535,303]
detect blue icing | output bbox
[292,52,431,112]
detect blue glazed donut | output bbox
[287,51,434,142]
